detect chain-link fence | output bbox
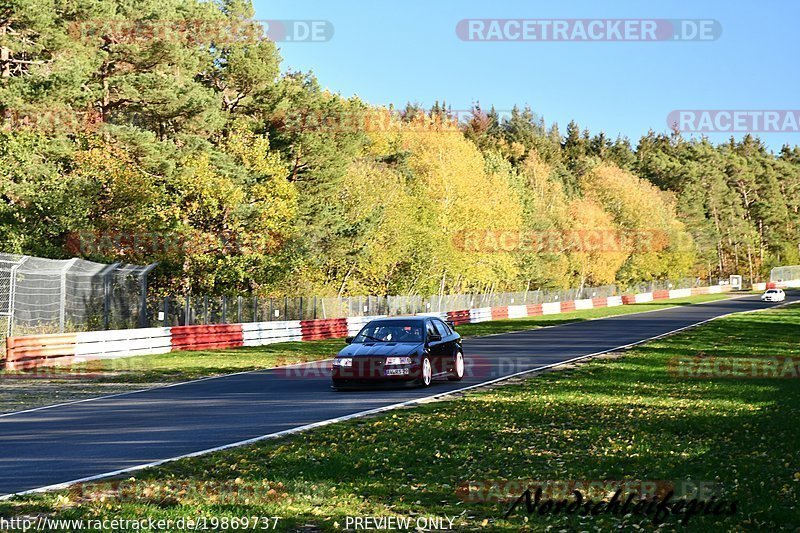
[0,254,156,351]
[770,265,800,283]
[142,278,699,327]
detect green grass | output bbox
[0,293,732,416]
[2,295,797,532]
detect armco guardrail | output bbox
[4,328,172,370]
[170,324,244,352]
[3,286,733,370]
[242,321,303,347]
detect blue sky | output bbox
[253,0,799,151]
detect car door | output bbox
[432,319,455,373]
[425,319,447,374]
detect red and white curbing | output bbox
[3,285,733,370]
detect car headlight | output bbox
[385,356,413,366]
[333,357,353,367]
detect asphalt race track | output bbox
[0,293,796,496]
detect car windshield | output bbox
[767,290,778,293]
[353,321,424,343]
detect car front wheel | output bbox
[418,356,432,387]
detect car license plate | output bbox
[385,368,410,376]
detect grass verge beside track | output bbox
[2,296,798,532]
[0,293,733,414]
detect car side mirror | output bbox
[446,320,456,330]
[345,336,354,344]
[428,333,442,342]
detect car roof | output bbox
[368,316,428,322]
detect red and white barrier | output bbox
[417,311,448,320]
[507,305,528,319]
[4,285,734,370]
[446,309,471,326]
[170,324,243,351]
[4,327,172,370]
[669,288,692,299]
[542,302,561,315]
[346,315,387,336]
[468,307,492,323]
[76,328,172,360]
[242,321,302,347]
[559,300,576,313]
[764,280,800,290]
[300,318,348,341]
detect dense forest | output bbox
[2,0,799,296]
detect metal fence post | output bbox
[163,296,169,327]
[138,263,157,329]
[237,296,243,323]
[101,262,120,330]
[221,295,227,324]
[59,258,78,333]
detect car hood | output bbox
[337,342,423,357]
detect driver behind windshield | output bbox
[354,322,423,343]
